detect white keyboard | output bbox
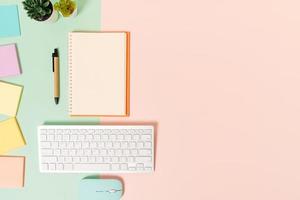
[38,125,154,173]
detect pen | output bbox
[52,48,60,105]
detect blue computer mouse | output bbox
[80,179,123,200]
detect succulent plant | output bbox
[54,0,76,17]
[22,0,53,21]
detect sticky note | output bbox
[0,5,21,38]
[0,156,25,188]
[0,44,21,78]
[0,118,26,154]
[0,81,23,116]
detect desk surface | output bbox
[101,0,300,200]
[0,0,100,199]
[2,0,300,200]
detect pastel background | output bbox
[1,0,300,199]
[102,0,300,199]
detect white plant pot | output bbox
[44,9,59,23]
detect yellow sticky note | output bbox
[0,81,23,116]
[0,118,26,154]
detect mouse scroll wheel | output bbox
[109,189,122,193]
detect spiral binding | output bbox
[68,33,73,114]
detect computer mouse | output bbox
[80,179,123,200]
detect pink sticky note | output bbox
[0,44,21,78]
[0,156,25,188]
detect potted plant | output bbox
[23,0,58,23]
[54,0,77,18]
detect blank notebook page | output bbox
[69,32,128,116]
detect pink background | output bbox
[102,0,300,199]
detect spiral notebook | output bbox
[68,32,130,116]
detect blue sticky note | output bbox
[0,5,21,38]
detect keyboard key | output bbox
[73,164,111,171]
[145,167,153,171]
[129,167,136,171]
[41,142,51,148]
[117,134,124,140]
[94,135,100,141]
[98,142,105,148]
[54,149,61,155]
[120,157,127,163]
[88,157,96,163]
[82,142,89,148]
[73,157,80,163]
[110,134,117,140]
[47,134,55,141]
[41,156,57,163]
[113,142,121,148]
[133,134,140,140]
[80,157,88,163]
[111,157,119,163]
[52,142,59,148]
[63,135,70,141]
[59,142,66,148]
[131,149,138,156]
[120,163,128,170]
[144,142,152,148]
[78,135,85,140]
[61,149,69,156]
[70,134,78,141]
[64,157,72,163]
[139,149,152,156]
[86,134,93,140]
[55,134,62,141]
[57,157,64,163]
[40,134,47,141]
[123,149,130,156]
[57,163,64,170]
[69,149,76,156]
[96,157,103,163]
[125,134,132,140]
[115,149,122,156]
[64,164,73,171]
[67,142,74,148]
[77,149,84,156]
[41,149,53,156]
[112,164,120,171]
[74,142,81,148]
[88,129,95,134]
[100,149,107,155]
[104,157,111,163]
[136,163,144,168]
[108,149,115,156]
[127,157,135,163]
[121,142,128,148]
[41,163,48,170]
[106,142,113,148]
[102,134,109,140]
[84,149,92,156]
[135,156,152,163]
[137,142,144,148]
[129,142,136,148]
[92,149,99,155]
[141,134,152,141]
[90,142,97,148]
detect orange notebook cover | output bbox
[68,32,130,117]
[0,156,25,188]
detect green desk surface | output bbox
[0,0,100,199]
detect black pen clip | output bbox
[52,48,59,72]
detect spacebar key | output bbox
[73,164,111,171]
